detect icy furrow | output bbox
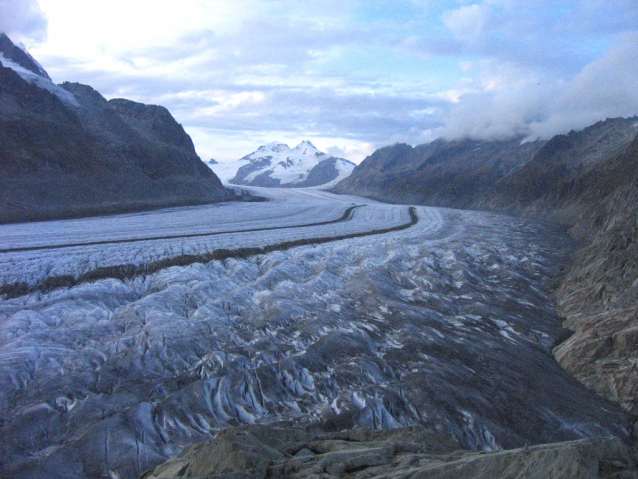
[0,202,348,250]
[0,199,410,289]
[0,187,378,251]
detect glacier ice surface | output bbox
[0,188,632,479]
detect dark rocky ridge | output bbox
[334,116,638,417]
[294,157,352,187]
[0,33,50,79]
[333,137,546,207]
[232,156,284,187]
[0,35,229,223]
[550,134,638,415]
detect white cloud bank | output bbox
[443,31,638,141]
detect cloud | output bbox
[442,32,638,141]
[527,31,638,138]
[129,17,375,76]
[174,87,449,143]
[325,143,376,162]
[0,0,47,45]
[443,4,494,43]
[439,0,638,74]
[25,0,638,161]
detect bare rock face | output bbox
[0,34,229,224]
[140,424,638,479]
[0,33,50,78]
[552,136,638,415]
[294,157,353,188]
[479,123,638,417]
[477,117,638,225]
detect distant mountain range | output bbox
[334,115,638,416]
[0,33,229,223]
[223,140,355,187]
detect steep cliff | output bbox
[550,134,638,414]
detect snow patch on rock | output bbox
[0,53,80,107]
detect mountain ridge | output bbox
[332,136,548,207]
[0,33,50,79]
[0,34,230,223]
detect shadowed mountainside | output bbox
[333,137,546,207]
[0,34,229,223]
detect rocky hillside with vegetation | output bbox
[335,116,638,418]
[0,33,229,223]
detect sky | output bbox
[1,0,638,163]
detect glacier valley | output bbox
[0,188,632,479]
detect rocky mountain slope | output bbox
[333,137,547,207]
[334,116,638,417]
[0,32,50,79]
[550,133,638,415]
[230,140,355,187]
[0,33,229,223]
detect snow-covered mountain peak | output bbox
[293,140,322,155]
[230,140,355,187]
[256,142,290,154]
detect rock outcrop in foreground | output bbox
[141,425,638,479]
[0,33,229,223]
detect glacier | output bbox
[0,188,632,479]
